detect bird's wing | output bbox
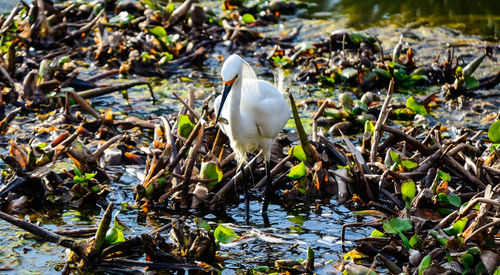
[249,81,291,139]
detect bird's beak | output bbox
[216,83,231,124]
[216,74,237,124]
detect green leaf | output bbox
[144,0,160,10]
[461,253,474,269]
[418,255,431,275]
[286,161,307,179]
[401,180,416,203]
[409,234,419,248]
[178,114,195,138]
[340,68,358,80]
[455,66,464,78]
[406,96,428,116]
[147,26,167,39]
[194,218,211,231]
[73,166,82,177]
[214,224,237,244]
[465,77,479,89]
[437,169,451,182]
[289,145,307,162]
[383,217,413,234]
[488,120,500,143]
[200,161,223,186]
[364,120,374,135]
[166,3,175,14]
[109,11,134,25]
[437,193,461,208]
[241,13,255,24]
[105,227,126,245]
[370,229,387,238]
[374,68,391,79]
[444,217,468,236]
[401,159,418,171]
[399,232,411,250]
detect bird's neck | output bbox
[229,76,242,123]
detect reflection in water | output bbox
[307,0,500,40]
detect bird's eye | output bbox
[223,74,238,86]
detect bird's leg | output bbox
[262,160,272,218]
[239,164,250,225]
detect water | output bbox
[307,0,500,40]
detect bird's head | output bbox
[216,54,242,123]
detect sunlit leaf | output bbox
[401,180,416,203]
[406,96,428,116]
[200,161,223,186]
[343,249,368,261]
[214,224,237,244]
[241,13,255,24]
[147,26,167,39]
[286,161,307,179]
[418,255,431,275]
[383,217,412,234]
[289,145,307,162]
[443,217,468,236]
[401,159,418,171]
[178,114,195,138]
[370,229,387,238]
[364,120,374,135]
[105,227,126,245]
[488,120,500,143]
[436,169,451,182]
[409,234,419,248]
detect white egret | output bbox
[214,54,291,223]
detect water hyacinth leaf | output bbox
[437,193,461,208]
[105,227,126,245]
[364,120,374,135]
[488,120,500,143]
[459,202,480,213]
[195,218,211,231]
[289,145,307,162]
[383,217,413,234]
[241,13,255,24]
[178,114,195,138]
[418,255,431,275]
[409,234,419,248]
[109,11,134,25]
[147,26,167,39]
[340,68,358,80]
[199,161,223,186]
[374,67,391,79]
[371,229,386,238]
[467,247,481,255]
[437,169,451,182]
[73,166,82,177]
[74,172,96,183]
[286,161,307,179]
[214,224,237,244]
[461,253,474,269]
[406,97,428,116]
[444,217,468,236]
[401,159,418,170]
[389,150,400,164]
[401,180,416,203]
[465,77,479,89]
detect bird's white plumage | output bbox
[214,55,291,166]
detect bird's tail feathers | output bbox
[274,69,288,96]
